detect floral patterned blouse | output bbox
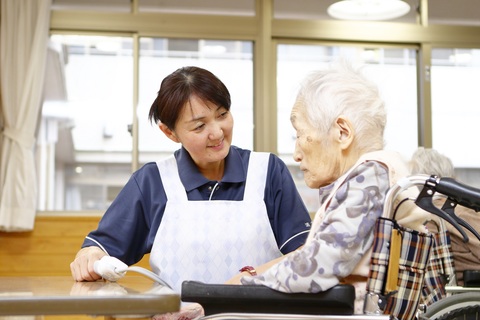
[240,160,389,293]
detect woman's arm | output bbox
[265,154,312,253]
[71,163,165,280]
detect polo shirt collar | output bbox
[175,146,246,192]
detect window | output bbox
[431,47,480,187]
[38,35,253,211]
[39,35,133,211]
[45,0,480,214]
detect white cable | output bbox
[124,266,172,289]
[208,182,219,201]
[85,236,110,255]
[94,256,172,289]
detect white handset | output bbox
[93,256,128,282]
[93,256,172,289]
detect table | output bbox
[0,276,180,319]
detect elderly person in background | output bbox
[410,147,456,179]
[228,62,429,313]
[410,147,480,286]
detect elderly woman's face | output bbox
[290,100,342,189]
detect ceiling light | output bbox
[327,0,411,21]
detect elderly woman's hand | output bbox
[225,252,297,285]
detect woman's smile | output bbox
[209,139,225,150]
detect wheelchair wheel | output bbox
[419,292,480,320]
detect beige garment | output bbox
[430,198,480,286]
[330,151,429,277]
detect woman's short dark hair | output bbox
[148,66,231,129]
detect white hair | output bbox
[409,147,455,178]
[296,61,386,152]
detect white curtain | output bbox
[0,0,52,231]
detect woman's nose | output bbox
[208,123,223,140]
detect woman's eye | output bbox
[194,123,205,131]
[219,111,229,118]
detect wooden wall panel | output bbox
[0,216,150,276]
[0,216,154,320]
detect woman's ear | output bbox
[159,123,180,143]
[335,116,354,150]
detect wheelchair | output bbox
[181,174,480,320]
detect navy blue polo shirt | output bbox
[83,146,311,265]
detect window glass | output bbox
[138,0,255,16]
[138,38,254,164]
[38,35,133,211]
[277,44,418,212]
[431,48,480,187]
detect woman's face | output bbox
[161,95,233,169]
[290,100,342,189]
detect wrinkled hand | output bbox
[70,246,107,282]
[152,303,204,320]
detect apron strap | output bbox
[244,152,269,200]
[157,152,270,202]
[156,155,188,201]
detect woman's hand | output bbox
[70,246,107,282]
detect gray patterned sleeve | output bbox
[240,161,389,293]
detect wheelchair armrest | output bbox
[181,281,355,316]
[464,270,480,287]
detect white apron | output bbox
[150,152,282,293]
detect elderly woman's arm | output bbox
[226,254,291,284]
[239,161,389,293]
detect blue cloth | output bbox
[82,146,312,265]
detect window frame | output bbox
[44,0,480,214]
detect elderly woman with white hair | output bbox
[228,62,429,313]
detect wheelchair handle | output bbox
[386,175,480,243]
[435,177,480,212]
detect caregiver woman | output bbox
[70,66,312,294]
